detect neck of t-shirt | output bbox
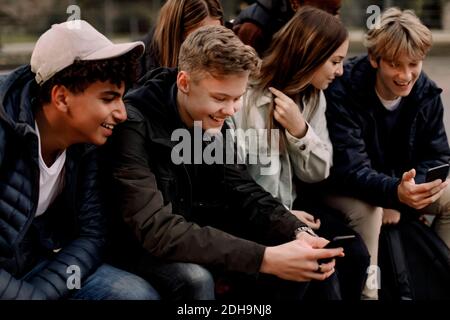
[375,88,402,111]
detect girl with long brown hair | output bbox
[233,6,349,211]
[231,7,370,300]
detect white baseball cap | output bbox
[31,20,145,85]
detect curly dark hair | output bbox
[38,50,140,104]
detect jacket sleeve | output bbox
[0,269,47,300]
[0,121,5,168]
[108,118,266,275]
[413,96,450,183]
[223,161,307,245]
[0,223,49,299]
[286,92,333,183]
[26,151,106,300]
[325,91,401,209]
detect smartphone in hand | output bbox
[425,164,450,183]
[319,235,356,264]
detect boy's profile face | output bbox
[59,80,127,145]
[177,71,249,133]
[370,53,423,100]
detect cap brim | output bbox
[84,41,145,61]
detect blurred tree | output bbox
[0,0,54,25]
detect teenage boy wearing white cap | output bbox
[0,20,160,300]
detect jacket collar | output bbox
[255,90,273,108]
[0,65,39,138]
[343,55,442,114]
[126,68,185,149]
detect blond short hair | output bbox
[364,7,432,61]
[178,25,260,80]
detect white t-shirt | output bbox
[376,89,402,111]
[35,121,66,217]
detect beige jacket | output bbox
[229,89,332,209]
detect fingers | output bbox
[303,261,336,281]
[294,260,336,282]
[291,211,318,230]
[308,219,321,230]
[316,260,335,273]
[313,247,345,259]
[399,174,447,209]
[382,209,401,225]
[416,179,444,193]
[273,98,292,119]
[428,180,448,194]
[303,235,329,249]
[409,186,445,209]
[269,87,287,99]
[421,188,445,208]
[301,269,336,281]
[273,108,284,126]
[269,87,296,113]
[301,211,315,222]
[402,169,416,181]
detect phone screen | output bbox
[425,164,450,183]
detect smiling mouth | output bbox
[101,123,114,130]
[394,80,411,87]
[209,115,226,123]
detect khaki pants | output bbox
[420,184,450,247]
[325,185,450,300]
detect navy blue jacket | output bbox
[325,55,450,210]
[0,66,105,299]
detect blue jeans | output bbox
[71,264,160,300]
[137,254,215,300]
[23,262,160,300]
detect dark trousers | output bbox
[293,198,371,300]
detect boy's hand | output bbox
[259,233,344,282]
[382,208,401,225]
[291,210,321,230]
[398,169,448,209]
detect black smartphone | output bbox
[319,235,356,264]
[324,235,356,249]
[425,164,450,183]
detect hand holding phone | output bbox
[318,235,355,264]
[425,164,449,183]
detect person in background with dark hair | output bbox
[232,0,342,56]
[138,0,224,79]
[0,20,159,300]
